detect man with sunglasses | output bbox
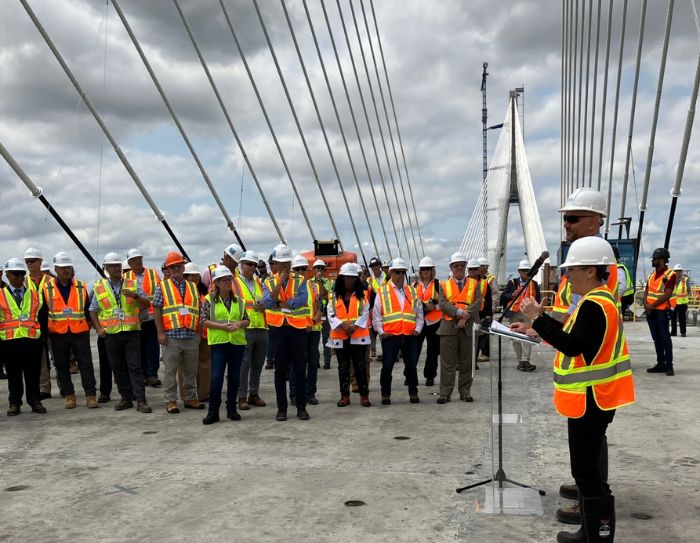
[24,247,53,400]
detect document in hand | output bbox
[490,320,540,344]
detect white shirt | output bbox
[372,282,424,336]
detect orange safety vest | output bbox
[440,277,478,321]
[378,281,418,336]
[552,264,619,319]
[415,279,443,323]
[264,273,309,329]
[553,286,635,418]
[646,269,675,310]
[0,287,42,340]
[329,293,370,340]
[43,277,90,334]
[510,280,537,313]
[160,278,201,332]
[125,268,160,317]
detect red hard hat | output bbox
[164,251,185,268]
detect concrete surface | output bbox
[0,320,698,542]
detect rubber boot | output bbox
[581,495,615,542]
[556,497,586,542]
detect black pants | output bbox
[104,331,146,402]
[337,341,369,396]
[139,319,161,378]
[416,322,440,379]
[97,335,112,396]
[381,334,419,397]
[671,304,687,336]
[4,338,43,407]
[50,332,97,397]
[568,388,615,498]
[270,325,307,411]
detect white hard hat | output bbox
[467,258,480,269]
[41,262,51,272]
[478,257,490,266]
[673,264,683,271]
[4,258,26,272]
[103,252,122,265]
[291,255,309,269]
[449,252,467,265]
[382,258,391,267]
[313,259,326,268]
[212,264,233,280]
[224,243,243,263]
[562,236,615,267]
[183,262,200,275]
[126,248,143,260]
[122,259,131,271]
[559,187,607,217]
[24,247,43,260]
[271,244,292,263]
[419,256,435,268]
[389,257,409,271]
[339,262,358,277]
[517,259,531,270]
[54,252,74,268]
[239,250,258,264]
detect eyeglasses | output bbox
[7,271,26,276]
[563,214,593,224]
[170,263,185,270]
[294,267,309,272]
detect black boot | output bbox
[581,495,615,541]
[557,498,586,542]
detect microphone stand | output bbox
[456,264,546,497]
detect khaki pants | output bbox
[163,336,200,403]
[439,327,473,398]
[179,337,211,401]
[508,312,532,362]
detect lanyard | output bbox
[109,279,122,309]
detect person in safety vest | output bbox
[264,248,283,370]
[467,259,486,370]
[201,265,250,425]
[1,258,47,415]
[670,264,689,338]
[368,257,386,360]
[644,248,676,376]
[125,248,162,388]
[476,257,499,362]
[288,255,323,407]
[611,246,634,317]
[201,244,242,296]
[44,252,98,409]
[262,244,311,421]
[500,259,541,372]
[235,251,268,410]
[89,252,152,413]
[413,257,442,387]
[521,236,635,543]
[311,259,333,370]
[153,252,203,414]
[328,263,371,407]
[435,253,481,404]
[372,257,424,405]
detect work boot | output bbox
[307,396,319,405]
[64,394,77,409]
[247,394,266,407]
[136,400,152,413]
[559,483,579,500]
[115,399,134,411]
[425,378,434,386]
[227,408,241,421]
[86,396,99,409]
[437,395,450,404]
[297,407,310,420]
[557,497,585,541]
[145,376,161,388]
[557,501,582,524]
[646,364,667,373]
[409,395,420,404]
[337,395,351,407]
[478,354,490,362]
[98,394,110,403]
[30,402,47,414]
[165,401,179,414]
[184,399,205,410]
[323,362,331,370]
[520,360,536,372]
[275,410,287,421]
[7,404,20,416]
[203,412,220,425]
[666,367,675,376]
[360,396,371,407]
[381,396,391,405]
[581,495,615,541]
[237,397,250,410]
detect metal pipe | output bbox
[575,0,585,187]
[581,0,593,187]
[588,0,602,187]
[570,0,579,190]
[597,0,615,191]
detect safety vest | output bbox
[553,286,635,418]
[378,281,418,335]
[672,276,689,307]
[125,268,160,317]
[160,278,201,332]
[307,281,323,332]
[0,287,42,340]
[329,293,370,340]
[415,279,442,323]
[510,280,537,313]
[26,273,48,294]
[552,265,619,319]
[93,278,141,334]
[43,277,90,334]
[617,263,634,297]
[645,269,675,310]
[204,293,247,346]
[264,273,309,329]
[235,275,267,330]
[370,272,387,293]
[440,277,478,321]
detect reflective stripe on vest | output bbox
[125,268,160,316]
[440,277,477,321]
[379,281,418,335]
[235,275,267,329]
[94,278,140,333]
[416,280,443,323]
[44,278,89,334]
[205,294,246,345]
[673,277,689,306]
[0,287,42,340]
[552,286,635,418]
[552,264,619,318]
[617,263,634,297]
[26,274,47,294]
[264,274,308,329]
[329,293,369,340]
[646,269,675,310]
[511,280,537,313]
[160,279,201,332]
[307,282,322,331]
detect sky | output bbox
[1,0,699,284]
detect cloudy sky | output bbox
[1,0,699,283]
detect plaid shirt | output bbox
[152,279,197,340]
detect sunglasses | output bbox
[242,261,256,267]
[563,214,593,224]
[294,267,309,272]
[25,259,41,264]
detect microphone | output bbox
[527,251,550,278]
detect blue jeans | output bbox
[270,326,307,410]
[209,343,245,414]
[646,309,673,368]
[380,334,419,397]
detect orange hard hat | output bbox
[164,251,185,268]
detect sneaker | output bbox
[556,501,582,525]
[478,354,490,362]
[237,398,250,410]
[425,378,434,387]
[437,395,450,404]
[227,409,242,421]
[360,396,371,407]
[275,410,287,421]
[337,395,351,407]
[297,408,310,420]
[165,401,179,414]
[203,412,220,425]
[115,399,133,411]
[136,401,152,413]
[381,396,391,405]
